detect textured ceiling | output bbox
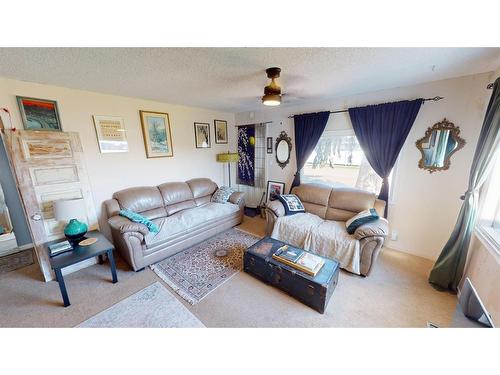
[0,48,499,112]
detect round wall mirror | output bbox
[275,131,292,169]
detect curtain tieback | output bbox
[460,189,476,200]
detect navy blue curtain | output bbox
[290,111,330,191]
[348,99,423,216]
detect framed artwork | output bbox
[266,180,285,203]
[194,122,211,148]
[267,137,273,153]
[214,119,228,144]
[93,115,128,153]
[17,96,62,131]
[139,110,173,158]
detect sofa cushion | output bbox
[113,186,167,219]
[292,183,331,207]
[271,213,323,249]
[326,187,377,221]
[187,178,218,206]
[278,194,305,215]
[308,220,361,274]
[119,209,159,233]
[145,202,239,247]
[158,182,196,215]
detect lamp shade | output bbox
[53,198,87,223]
[216,152,239,163]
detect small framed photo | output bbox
[139,110,174,158]
[194,122,211,148]
[267,137,273,153]
[17,96,62,131]
[266,180,286,203]
[93,115,128,153]
[214,119,228,144]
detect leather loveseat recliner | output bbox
[266,183,388,276]
[103,178,245,271]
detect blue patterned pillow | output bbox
[345,208,379,234]
[278,194,305,216]
[211,186,235,204]
[119,209,160,233]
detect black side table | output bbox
[44,230,118,307]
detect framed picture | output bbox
[93,115,128,153]
[194,122,211,148]
[17,96,62,131]
[139,110,173,158]
[267,137,273,153]
[214,119,228,144]
[266,180,286,203]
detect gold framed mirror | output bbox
[416,118,465,173]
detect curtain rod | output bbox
[287,96,444,119]
[235,121,272,127]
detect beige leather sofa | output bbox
[104,178,245,271]
[266,183,388,276]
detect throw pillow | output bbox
[211,186,235,203]
[345,208,379,235]
[277,194,306,216]
[119,209,160,233]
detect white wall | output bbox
[236,72,494,260]
[0,77,236,232]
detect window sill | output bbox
[474,225,500,262]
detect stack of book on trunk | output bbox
[272,245,324,276]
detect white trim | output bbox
[474,225,500,263]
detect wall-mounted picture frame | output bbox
[93,115,128,153]
[139,110,173,158]
[194,122,211,148]
[214,119,228,144]
[16,96,62,131]
[267,136,273,153]
[266,180,285,203]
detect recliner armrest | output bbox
[354,218,389,240]
[108,215,149,236]
[266,199,285,218]
[228,191,245,206]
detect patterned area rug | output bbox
[77,282,205,328]
[0,249,34,275]
[150,228,260,305]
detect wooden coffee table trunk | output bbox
[244,237,340,314]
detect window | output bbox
[302,130,384,195]
[477,148,500,253]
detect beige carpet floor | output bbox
[0,216,457,327]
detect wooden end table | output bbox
[43,230,118,307]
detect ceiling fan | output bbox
[262,67,282,106]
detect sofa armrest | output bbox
[103,198,121,218]
[228,191,245,207]
[266,199,285,218]
[108,215,149,236]
[354,218,389,240]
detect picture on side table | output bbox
[93,115,128,153]
[139,110,173,158]
[214,119,228,144]
[194,122,211,148]
[17,96,62,131]
[266,180,285,202]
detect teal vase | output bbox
[64,219,88,241]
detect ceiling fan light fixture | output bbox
[262,67,282,106]
[262,93,281,106]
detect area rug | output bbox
[150,228,260,305]
[76,282,205,328]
